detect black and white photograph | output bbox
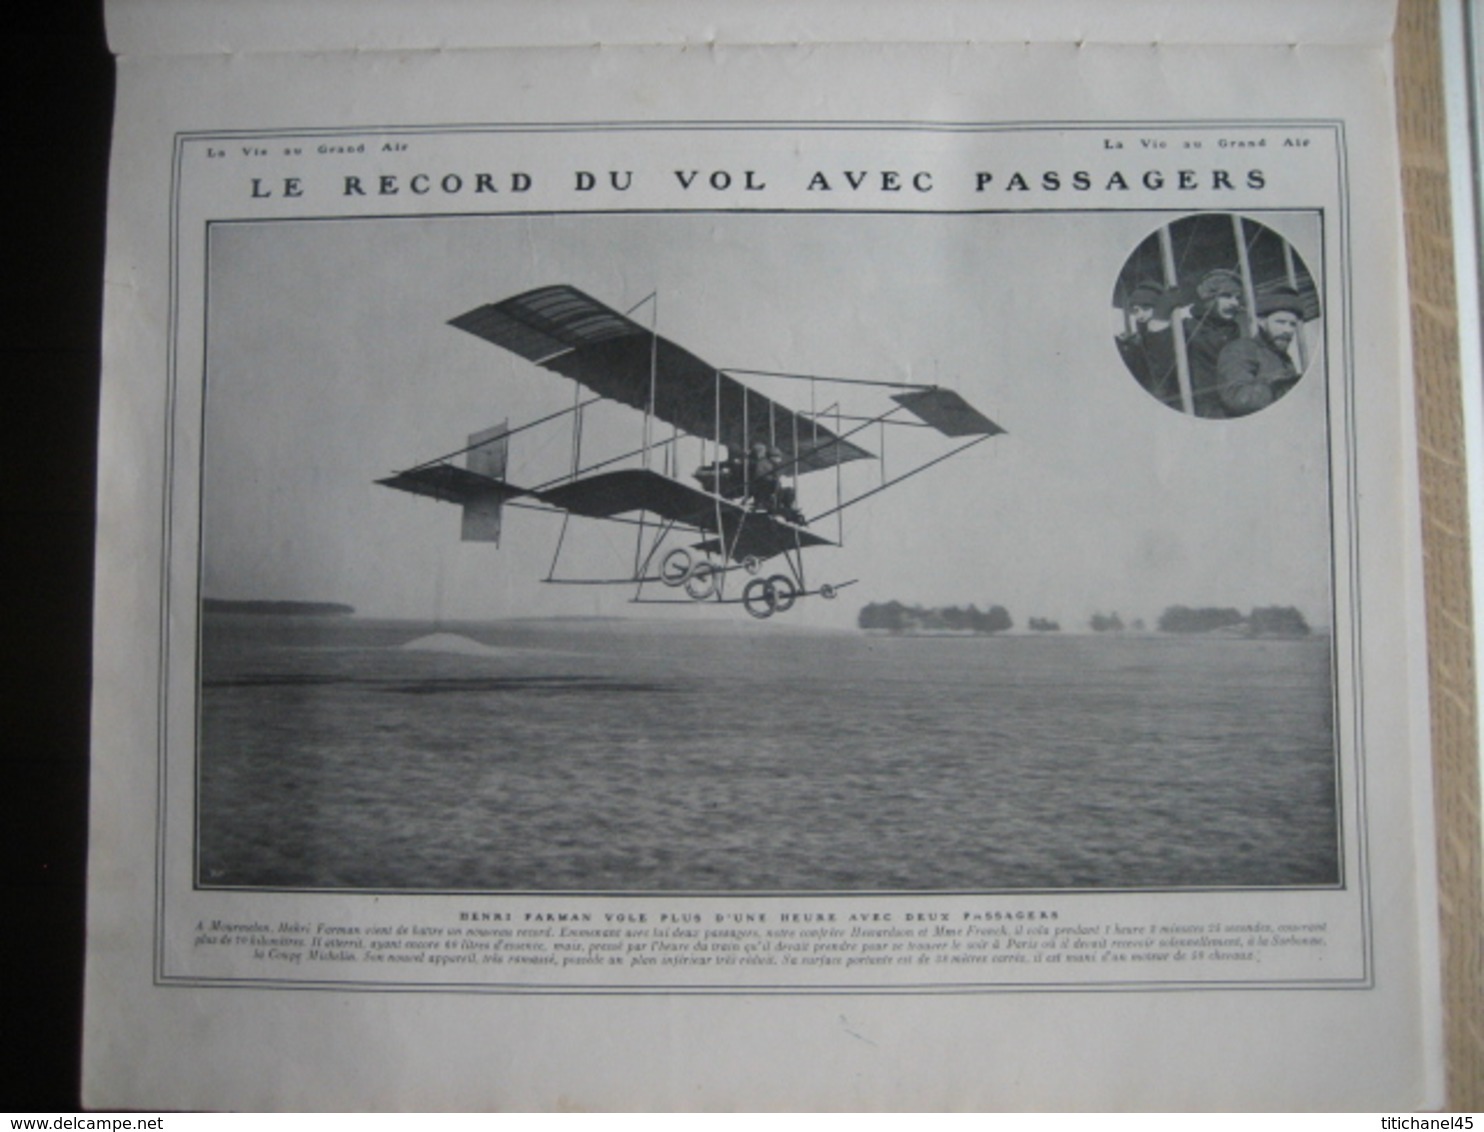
[1112,212,1323,419]
[78,7,1460,1107]
[197,209,1337,895]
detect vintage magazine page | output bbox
[84,0,1443,1110]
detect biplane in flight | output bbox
[377,285,1004,619]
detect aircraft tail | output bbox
[375,419,522,545]
[460,421,511,543]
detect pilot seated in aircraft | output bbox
[696,444,806,524]
[751,444,807,526]
[694,446,749,500]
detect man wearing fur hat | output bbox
[1216,286,1305,416]
[1144,267,1247,417]
[1115,280,1165,397]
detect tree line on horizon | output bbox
[857,602,1013,634]
[857,601,1311,637]
[203,598,355,616]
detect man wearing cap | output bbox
[1169,267,1247,417]
[750,443,807,525]
[1216,286,1305,416]
[1144,268,1246,415]
[1115,280,1166,398]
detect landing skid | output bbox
[636,571,858,618]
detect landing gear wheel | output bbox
[742,577,777,619]
[660,548,693,587]
[819,583,838,600]
[743,555,763,576]
[767,575,798,613]
[684,562,718,601]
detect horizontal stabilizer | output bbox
[377,464,528,547]
[891,388,1005,437]
[377,423,521,543]
[376,464,527,506]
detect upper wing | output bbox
[448,285,874,473]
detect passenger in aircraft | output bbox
[751,443,807,526]
[1115,280,1165,396]
[1216,286,1305,416]
[694,446,748,499]
[1146,268,1246,418]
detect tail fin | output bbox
[461,421,510,543]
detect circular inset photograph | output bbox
[1112,213,1321,419]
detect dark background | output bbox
[5,1,111,1111]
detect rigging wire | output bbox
[404,396,603,473]
[723,366,934,391]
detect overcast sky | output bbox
[201,209,1330,630]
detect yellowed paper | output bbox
[85,3,1441,1110]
